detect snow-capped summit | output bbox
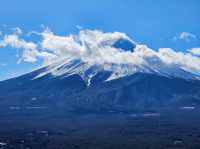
[1,29,200,82]
[32,45,200,86]
[27,29,200,83]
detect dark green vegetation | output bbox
[0,108,200,149]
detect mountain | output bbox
[0,38,200,112]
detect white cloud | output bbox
[189,48,200,56]
[0,63,7,66]
[0,30,57,64]
[174,32,197,42]
[20,49,57,64]
[0,34,36,50]
[40,28,83,58]
[1,28,200,76]
[158,48,200,72]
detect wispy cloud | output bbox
[173,32,197,42]
[76,25,83,30]
[0,63,7,66]
[0,28,200,75]
[0,29,56,64]
[0,34,36,50]
[189,48,200,56]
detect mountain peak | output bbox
[112,38,136,52]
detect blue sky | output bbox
[0,0,200,80]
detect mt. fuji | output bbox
[0,30,200,112]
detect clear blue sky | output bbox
[0,0,200,80]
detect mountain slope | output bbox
[0,65,200,111]
[0,37,200,111]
